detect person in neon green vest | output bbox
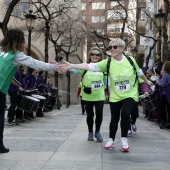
[69,47,106,142]
[0,29,60,153]
[59,38,152,152]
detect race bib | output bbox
[115,80,130,92]
[91,80,102,90]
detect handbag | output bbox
[83,86,92,94]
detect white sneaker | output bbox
[121,137,129,152]
[132,124,137,132]
[127,130,132,137]
[104,138,114,149]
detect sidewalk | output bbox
[1,104,170,170]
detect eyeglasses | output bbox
[108,46,122,50]
[90,52,101,57]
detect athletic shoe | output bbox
[132,124,137,132]
[104,138,114,149]
[94,132,103,142]
[88,132,94,141]
[7,120,20,125]
[121,137,129,152]
[127,130,132,137]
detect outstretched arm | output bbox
[139,74,152,86]
[60,60,89,71]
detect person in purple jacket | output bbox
[35,71,47,117]
[7,66,24,125]
[22,68,37,120]
[156,61,170,129]
[36,71,47,93]
[22,68,37,91]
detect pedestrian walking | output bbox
[0,28,60,153]
[59,38,152,152]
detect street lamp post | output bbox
[155,9,166,70]
[25,10,36,56]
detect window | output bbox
[96,29,105,35]
[141,8,146,19]
[4,0,29,17]
[108,10,126,20]
[107,23,128,33]
[91,42,104,49]
[91,16,105,23]
[92,2,105,9]
[82,3,86,10]
[140,35,153,46]
[111,1,125,7]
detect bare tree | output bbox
[0,0,20,35]
[49,10,86,107]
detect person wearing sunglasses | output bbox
[59,38,152,152]
[68,47,106,143]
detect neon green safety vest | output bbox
[0,51,19,94]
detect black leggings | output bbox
[109,98,136,140]
[85,101,104,133]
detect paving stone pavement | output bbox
[1,104,170,170]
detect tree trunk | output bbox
[66,53,70,108]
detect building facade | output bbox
[0,0,85,105]
[81,0,130,57]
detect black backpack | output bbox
[82,54,138,93]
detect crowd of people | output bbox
[6,66,55,126]
[1,28,170,154]
[141,63,170,130]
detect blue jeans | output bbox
[0,91,6,145]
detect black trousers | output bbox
[85,100,104,133]
[158,94,170,123]
[8,92,19,122]
[128,102,139,130]
[109,98,136,140]
[0,91,6,145]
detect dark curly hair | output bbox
[163,61,170,74]
[0,29,25,53]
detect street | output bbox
[1,104,170,170]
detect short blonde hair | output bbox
[109,38,125,48]
[88,47,103,63]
